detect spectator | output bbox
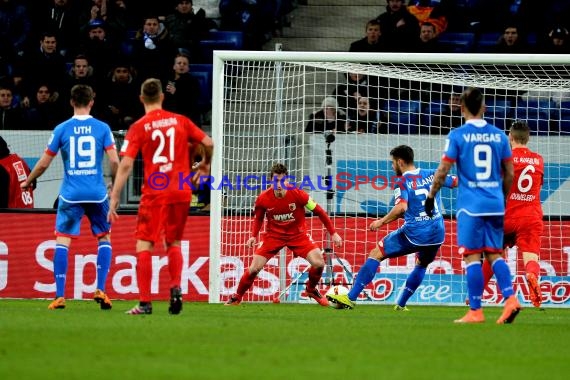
[76,19,119,82]
[415,21,444,52]
[347,96,379,134]
[0,0,31,57]
[78,0,131,42]
[165,0,214,61]
[427,92,462,135]
[0,85,27,130]
[333,72,376,117]
[99,61,143,131]
[19,32,67,101]
[376,0,420,52]
[407,0,447,36]
[131,15,176,81]
[23,83,65,130]
[492,23,529,53]
[0,135,34,208]
[542,26,570,54]
[60,55,100,117]
[305,96,349,133]
[32,0,81,59]
[219,0,276,50]
[349,19,386,53]
[163,53,202,125]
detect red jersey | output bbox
[121,109,206,205]
[253,188,313,237]
[0,153,34,208]
[505,147,544,221]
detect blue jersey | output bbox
[396,168,455,245]
[47,115,115,203]
[443,119,511,215]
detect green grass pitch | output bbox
[1,300,569,380]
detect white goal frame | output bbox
[208,51,570,304]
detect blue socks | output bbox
[97,241,112,291]
[348,258,380,301]
[397,265,427,307]
[466,261,483,310]
[54,244,69,298]
[492,258,514,298]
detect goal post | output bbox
[209,51,570,307]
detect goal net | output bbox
[209,51,570,307]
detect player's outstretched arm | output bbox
[106,147,120,184]
[108,156,134,222]
[21,152,54,190]
[370,201,407,231]
[246,204,265,248]
[426,160,453,216]
[191,136,214,186]
[308,201,342,247]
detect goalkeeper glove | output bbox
[425,196,435,217]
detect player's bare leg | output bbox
[304,248,329,306]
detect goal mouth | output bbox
[209,52,570,307]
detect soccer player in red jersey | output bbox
[109,78,213,315]
[225,163,342,306]
[480,121,544,307]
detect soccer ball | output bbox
[326,285,349,309]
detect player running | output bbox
[479,121,544,307]
[22,84,119,310]
[225,163,342,306]
[109,78,213,315]
[327,145,457,310]
[426,87,521,324]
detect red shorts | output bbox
[504,217,543,255]
[135,201,189,244]
[255,233,320,260]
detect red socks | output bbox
[137,250,152,303]
[167,245,182,288]
[236,269,257,297]
[307,266,324,290]
[525,260,540,278]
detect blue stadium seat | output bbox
[513,100,554,135]
[476,32,501,53]
[199,31,244,63]
[386,100,421,134]
[485,100,511,130]
[189,64,213,111]
[438,32,476,53]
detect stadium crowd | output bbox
[0,0,296,132]
[306,0,570,135]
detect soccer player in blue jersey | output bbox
[22,84,120,310]
[425,87,520,324]
[327,145,457,310]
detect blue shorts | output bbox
[56,199,111,237]
[456,211,503,255]
[381,228,440,266]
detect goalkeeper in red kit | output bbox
[480,121,544,307]
[225,163,343,306]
